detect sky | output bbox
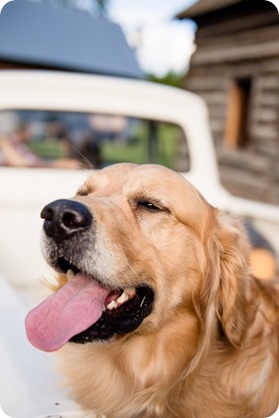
[109,0,198,76]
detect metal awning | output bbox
[0,0,143,78]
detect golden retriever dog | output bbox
[25,163,279,418]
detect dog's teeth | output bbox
[106,287,136,311]
[124,287,136,297]
[107,300,118,310]
[115,288,136,304]
[66,269,75,280]
[116,292,129,304]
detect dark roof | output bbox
[0,0,143,78]
[176,0,243,19]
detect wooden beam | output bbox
[197,11,278,37]
[192,39,279,64]
[186,76,230,90]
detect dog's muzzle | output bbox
[25,197,154,351]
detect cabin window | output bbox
[0,109,190,172]
[224,77,252,149]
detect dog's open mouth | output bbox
[25,256,154,352]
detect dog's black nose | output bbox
[41,199,92,243]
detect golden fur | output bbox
[47,163,278,418]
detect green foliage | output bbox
[147,71,184,89]
[101,123,181,168]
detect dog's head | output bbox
[26,163,252,353]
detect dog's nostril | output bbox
[62,212,76,228]
[41,199,92,242]
[41,207,54,222]
[62,209,90,229]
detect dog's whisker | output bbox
[70,145,94,171]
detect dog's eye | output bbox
[77,190,88,197]
[137,201,161,212]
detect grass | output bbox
[101,124,181,168]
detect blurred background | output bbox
[1,0,279,205]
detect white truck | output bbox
[0,70,278,418]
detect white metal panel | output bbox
[0,276,86,418]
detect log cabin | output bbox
[177,0,279,204]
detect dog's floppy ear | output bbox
[212,211,256,347]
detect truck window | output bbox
[0,110,190,171]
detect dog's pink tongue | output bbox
[25,274,109,352]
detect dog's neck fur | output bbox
[60,280,279,418]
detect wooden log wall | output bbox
[185,22,279,204]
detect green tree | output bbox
[147,71,184,89]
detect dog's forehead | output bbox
[81,163,136,192]
[83,163,209,208]
[82,163,194,197]
[125,165,195,197]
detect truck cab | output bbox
[0,69,278,418]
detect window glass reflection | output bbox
[0,110,190,171]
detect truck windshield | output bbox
[0,109,190,171]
